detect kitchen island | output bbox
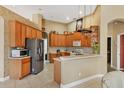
[54,54,103,88]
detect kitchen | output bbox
[0,5,103,88]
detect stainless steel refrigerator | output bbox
[26,38,44,74]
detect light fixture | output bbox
[66,17,70,20]
[79,11,82,15]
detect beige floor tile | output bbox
[0,63,102,88]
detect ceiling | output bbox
[3,5,97,23]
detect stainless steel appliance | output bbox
[26,38,44,74]
[11,48,29,57]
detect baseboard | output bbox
[0,76,9,82]
[60,74,104,88]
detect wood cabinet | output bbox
[31,28,37,39]
[65,34,73,47]
[26,26,32,39]
[10,20,42,48]
[37,30,42,39]
[73,32,82,40]
[9,57,31,80]
[21,24,26,47]
[54,60,61,85]
[10,21,26,47]
[49,32,92,47]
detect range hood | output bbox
[77,29,92,33]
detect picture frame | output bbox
[76,18,83,31]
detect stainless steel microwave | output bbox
[11,49,29,57]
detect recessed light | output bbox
[79,11,82,15]
[66,17,70,20]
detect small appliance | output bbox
[73,40,81,47]
[11,48,29,57]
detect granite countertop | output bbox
[54,54,100,62]
[9,56,31,60]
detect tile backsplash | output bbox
[49,47,93,54]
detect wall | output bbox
[99,5,124,74]
[45,20,68,53]
[45,20,67,34]
[67,6,101,32]
[0,16,4,78]
[108,21,124,69]
[61,56,100,85]
[0,6,41,78]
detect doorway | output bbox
[107,36,114,72]
[107,37,112,65]
[117,34,124,71]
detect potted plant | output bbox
[92,42,100,54]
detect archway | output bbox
[107,18,124,72]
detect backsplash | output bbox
[49,47,93,54]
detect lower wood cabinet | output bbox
[9,57,31,80]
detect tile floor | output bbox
[0,63,102,88]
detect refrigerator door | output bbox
[26,39,44,74]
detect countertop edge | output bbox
[8,56,31,60]
[54,55,100,62]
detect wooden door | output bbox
[26,26,32,38]
[73,32,81,40]
[120,35,124,69]
[21,24,26,47]
[32,28,37,39]
[15,21,22,47]
[37,30,42,39]
[22,58,30,77]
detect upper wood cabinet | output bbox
[49,33,66,47]
[37,30,42,39]
[10,20,42,48]
[21,24,26,47]
[10,21,25,47]
[49,32,92,47]
[65,34,72,47]
[73,32,82,40]
[31,28,37,39]
[26,26,32,39]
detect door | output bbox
[107,37,111,65]
[32,39,44,74]
[120,35,124,69]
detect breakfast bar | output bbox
[54,54,101,87]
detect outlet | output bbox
[78,72,82,77]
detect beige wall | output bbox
[0,16,4,78]
[108,21,124,69]
[0,6,41,78]
[99,5,124,73]
[67,6,101,32]
[45,20,67,34]
[61,56,101,85]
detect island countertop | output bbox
[54,54,100,62]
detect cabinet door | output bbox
[21,24,26,47]
[26,26,32,38]
[15,21,22,47]
[73,32,81,40]
[32,28,37,39]
[22,58,30,77]
[37,30,42,39]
